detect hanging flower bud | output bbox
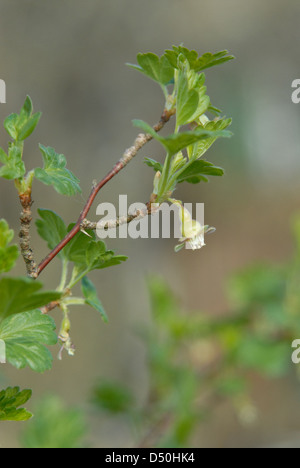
[58,314,75,359]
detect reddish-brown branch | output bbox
[36,109,174,277]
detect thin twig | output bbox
[81,201,158,231]
[36,109,174,277]
[40,288,71,314]
[19,191,38,279]
[40,300,61,315]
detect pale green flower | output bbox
[171,199,215,252]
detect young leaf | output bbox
[36,209,68,258]
[4,96,41,141]
[34,145,81,196]
[81,276,108,322]
[18,112,42,141]
[0,386,33,421]
[0,277,62,323]
[20,96,33,118]
[194,50,235,72]
[144,157,163,173]
[176,70,199,126]
[0,144,26,180]
[0,310,57,372]
[175,60,211,126]
[0,219,19,273]
[127,52,174,86]
[187,118,232,160]
[133,119,231,157]
[4,114,19,140]
[165,46,234,72]
[186,87,210,125]
[176,160,224,184]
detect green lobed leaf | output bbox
[36,209,68,259]
[71,246,127,282]
[0,310,57,372]
[133,119,232,157]
[66,228,127,278]
[177,160,225,184]
[0,219,19,273]
[127,52,174,85]
[194,50,235,72]
[0,277,62,323]
[64,226,96,264]
[81,276,108,322]
[34,145,81,196]
[0,386,33,421]
[164,46,234,72]
[85,244,128,271]
[0,144,26,180]
[86,241,112,268]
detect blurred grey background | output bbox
[1,0,300,448]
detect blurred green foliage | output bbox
[20,216,300,446]
[92,381,134,414]
[20,214,300,447]
[21,395,86,448]
[90,216,300,448]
